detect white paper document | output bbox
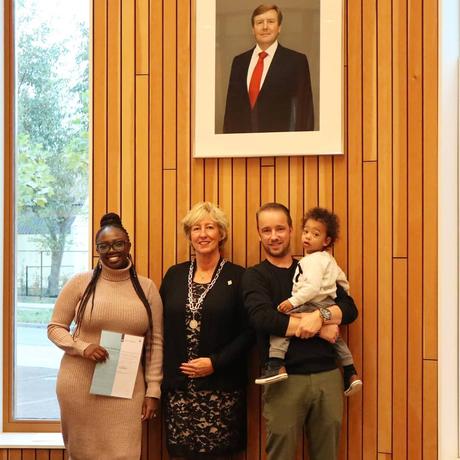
[90,330,144,399]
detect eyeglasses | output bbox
[96,240,128,254]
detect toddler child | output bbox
[255,207,362,396]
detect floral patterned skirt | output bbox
[165,384,246,457]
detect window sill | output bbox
[0,433,64,448]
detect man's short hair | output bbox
[251,4,283,26]
[256,202,292,228]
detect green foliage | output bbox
[16,0,89,294]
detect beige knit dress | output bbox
[48,261,163,460]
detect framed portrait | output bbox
[192,0,343,158]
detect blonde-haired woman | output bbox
[160,202,254,459]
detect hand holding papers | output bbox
[90,330,144,399]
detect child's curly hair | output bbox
[302,207,339,248]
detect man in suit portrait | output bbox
[223,4,314,134]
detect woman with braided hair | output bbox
[48,212,163,460]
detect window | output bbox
[4,0,89,430]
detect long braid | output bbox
[128,255,153,332]
[74,263,102,337]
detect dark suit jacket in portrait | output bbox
[223,44,314,133]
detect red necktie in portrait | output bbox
[248,51,268,109]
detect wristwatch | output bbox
[319,307,332,323]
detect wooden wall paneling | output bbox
[378,454,392,460]
[303,157,318,211]
[36,450,49,460]
[260,164,274,261]
[204,159,219,204]
[163,170,177,274]
[49,451,65,460]
[246,159,261,266]
[274,157,289,206]
[288,157,304,256]
[376,0,393,453]
[362,0,377,162]
[136,0,149,75]
[407,0,423,458]
[163,0,177,170]
[176,0,191,263]
[8,451,21,460]
[392,259,408,460]
[191,158,205,206]
[149,0,164,284]
[332,157,348,271]
[92,0,108,235]
[121,0,136,239]
[135,75,150,275]
[0,451,7,460]
[318,156,333,212]
[107,0,121,214]
[422,0,438,360]
[422,360,437,459]
[346,0,363,458]
[362,163,378,459]
[261,166,275,207]
[232,159,247,266]
[261,157,274,167]
[392,0,408,258]
[22,450,35,460]
[219,158,233,258]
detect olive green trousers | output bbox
[263,368,343,460]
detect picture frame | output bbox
[192,0,344,158]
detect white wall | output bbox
[439,0,460,458]
[0,0,5,432]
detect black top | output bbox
[160,260,254,391]
[242,259,358,374]
[223,44,314,133]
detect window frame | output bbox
[2,0,91,432]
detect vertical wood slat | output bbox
[148,0,163,284]
[393,259,408,460]
[135,75,150,275]
[22,450,35,460]
[163,0,177,170]
[422,0,438,360]
[163,170,177,274]
[121,0,136,238]
[176,0,192,263]
[377,0,393,453]
[392,0,408,258]
[36,450,50,460]
[289,157,303,256]
[407,1,424,458]
[92,0,108,238]
[232,159,247,267]
[136,0,149,74]
[362,0,377,161]
[362,162,378,460]
[219,159,233,258]
[107,0,121,214]
[423,360,438,459]
[346,1,363,459]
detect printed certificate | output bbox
[90,330,144,399]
